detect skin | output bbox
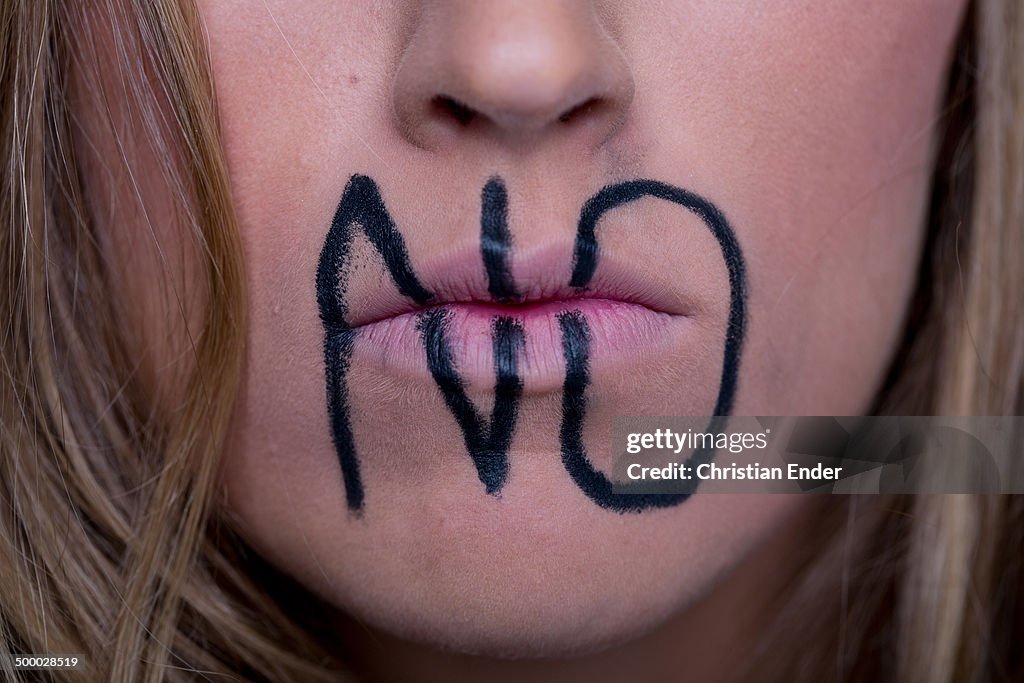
[189,0,967,678]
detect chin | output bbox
[237,460,806,659]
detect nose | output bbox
[393,0,635,150]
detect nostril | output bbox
[558,97,602,124]
[432,95,477,125]
[431,94,606,129]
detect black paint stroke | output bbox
[418,308,525,494]
[481,177,520,302]
[318,174,747,515]
[561,180,747,512]
[559,311,719,512]
[318,175,433,334]
[317,174,434,511]
[323,330,361,509]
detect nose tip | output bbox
[393,1,634,149]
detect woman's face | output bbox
[204,0,965,656]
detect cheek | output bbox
[624,0,965,413]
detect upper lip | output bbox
[340,242,692,330]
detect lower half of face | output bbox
[207,0,967,658]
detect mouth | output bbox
[341,245,696,391]
[316,173,746,512]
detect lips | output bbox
[316,173,746,512]
[342,244,696,391]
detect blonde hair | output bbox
[1,0,338,680]
[1,1,1021,682]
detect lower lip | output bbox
[353,299,689,391]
